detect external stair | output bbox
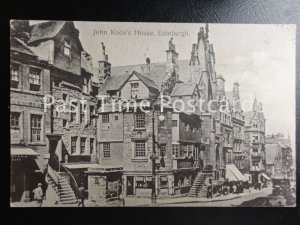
[188,172,208,197]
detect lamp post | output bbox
[151,108,157,203]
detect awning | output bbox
[11,146,38,156]
[62,163,98,169]
[225,164,247,182]
[261,173,271,181]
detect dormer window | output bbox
[64,39,71,56]
[29,68,41,91]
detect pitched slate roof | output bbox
[171,83,197,96]
[134,71,159,90]
[81,51,93,74]
[265,143,280,165]
[28,21,66,44]
[99,70,159,95]
[111,60,191,87]
[100,74,131,93]
[10,37,37,57]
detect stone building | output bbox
[10,21,273,204]
[265,134,293,179]
[170,83,202,194]
[226,83,247,174]
[93,39,204,198]
[27,21,99,192]
[244,98,266,184]
[10,20,51,202]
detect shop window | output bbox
[31,114,42,142]
[136,176,152,189]
[80,137,86,154]
[103,143,110,158]
[135,112,145,128]
[135,141,146,157]
[29,68,41,91]
[71,137,77,154]
[160,176,168,188]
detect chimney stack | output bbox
[98,42,111,81]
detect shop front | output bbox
[85,166,123,204]
[173,170,197,195]
[10,145,45,202]
[123,173,175,197]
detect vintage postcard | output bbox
[10,20,296,207]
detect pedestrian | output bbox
[78,183,85,207]
[206,184,213,199]
[222,185,228,196]
[232,183,237,194]
[33,183,44,207]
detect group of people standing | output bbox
[206,179,252,199]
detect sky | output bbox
[31,21,296,151]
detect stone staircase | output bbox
[46,171,78,206]
[188,172,208,197]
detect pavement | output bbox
[122,186,273,207]
[11,186,272,207]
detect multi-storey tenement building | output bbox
[26,21,99,190]
[265,133,293,179]
[244,98,266,184]
[10,21,51,202]
[170,83,202,194]
[10,21,273,204]
[226,83,247,174]
[93,39,204,198]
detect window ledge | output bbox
[10,88,44,96]
[133,127,146,131]
[131,158,148,162]
[102,157,111,160]
[27,142,46,146]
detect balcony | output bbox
[173,158,195,170]
[66,155,91,163]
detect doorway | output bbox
[126,176,134,195]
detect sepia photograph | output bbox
[10,20,296,207]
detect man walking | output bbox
[33,183,44,207]
[78,183,85,207]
